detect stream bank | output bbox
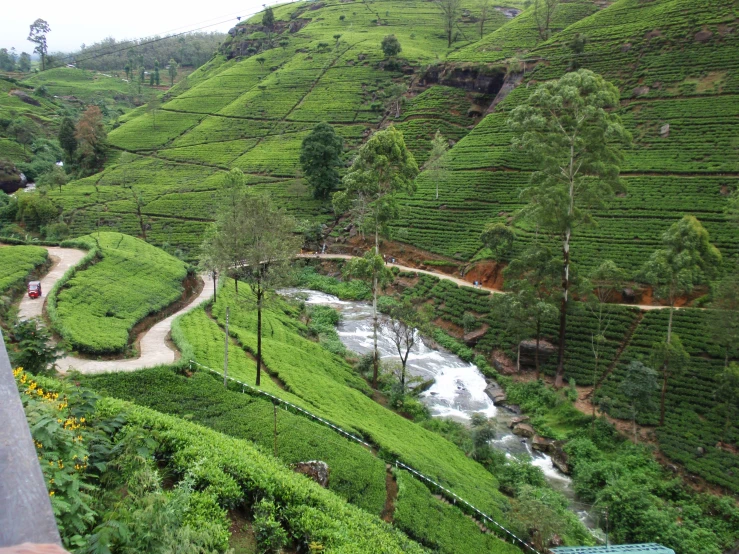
[282,288,601,532]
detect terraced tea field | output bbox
[49,232,189,354]
[44,0,515,259]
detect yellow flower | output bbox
[49,491,55,497]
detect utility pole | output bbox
[605,507,609,548]
[223,306,230,388]
[273,401,278,457]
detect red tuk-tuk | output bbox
[27,281,42,299]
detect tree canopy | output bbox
[508,68,631,388]
[299,123,344,199]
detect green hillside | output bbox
[49,232,189,354]
[41,0,519,254]
[397,0,739,270]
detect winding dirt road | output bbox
[298,253,676,311]
[16,246,211,374]
[12,246,676,376]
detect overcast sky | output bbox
[2,0,284,54]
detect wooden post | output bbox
[223,306,229,388]
[273,402,278,457]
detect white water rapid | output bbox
[281,288,597,529]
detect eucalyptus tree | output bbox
[333,126,418,386]
[641,215,721,425]
[583,260,625,429]
[502,241,560,378]
[300,122,343,199]
[203,193,301,386]
[423,130,449,200]
[620,361,658,444]
[508,69,631,388]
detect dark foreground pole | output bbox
[0,330,61,547]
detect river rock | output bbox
[507,415,530,429]
[531,435,555,452]
[551,451,570,475]
[0,159,25,194]
[484,381,506,404]
[293,461,330,488]
[504,403,522,415]
[518,339,556,370]
[9,89,41,106]
[463,326,487,346]
[512,423,535,438]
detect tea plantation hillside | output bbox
[40,0,542,253]
[13,369,433,554]
[49,232,190,354]
[0,244,48,296]
[397,0,739,270]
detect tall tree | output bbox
[641,215,721,347]
[533,0,559,41]
[480,222,515,260]
[620,361,658,444]
[382,301,419,394]
[75,105,108,174]
[707,272,739,368]
[262,5,275,30]
[147,93,161,129]
[167,59,178,87]
[19,52,32,72]
[221,167,247,208]
[423,130,449,200]
[508,69,631,388]
[434,0,462,48]
[38,164,68,194]
[478,0,492,39]
[715,363,739,443]
[154,59,160,86]
[8,118,36,154]
[583,260,625,429]
[502,241,560,378]
[0,48,15,71]
[381,35,402,58]
[343,252,394,388]
[27,19,51,71]
[58,116,77,162]
[641,215,721,425]
[204,193,301,386]
[125,184,148,241]
[333,126,418,386]
[300,122,344,200]
[383,83,407,119]
[649,334,690,427]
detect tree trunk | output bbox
[212,271,217,303]
[535,320,541,380]
[257,286,263,387]
[372,228,380,388]
[660,365,668,427]
[633,406,638,444]
[401,360,406,395]
[660,305,674,426]
[516,343,521,374]
[234,276,238,293]
[555,228,571,388]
